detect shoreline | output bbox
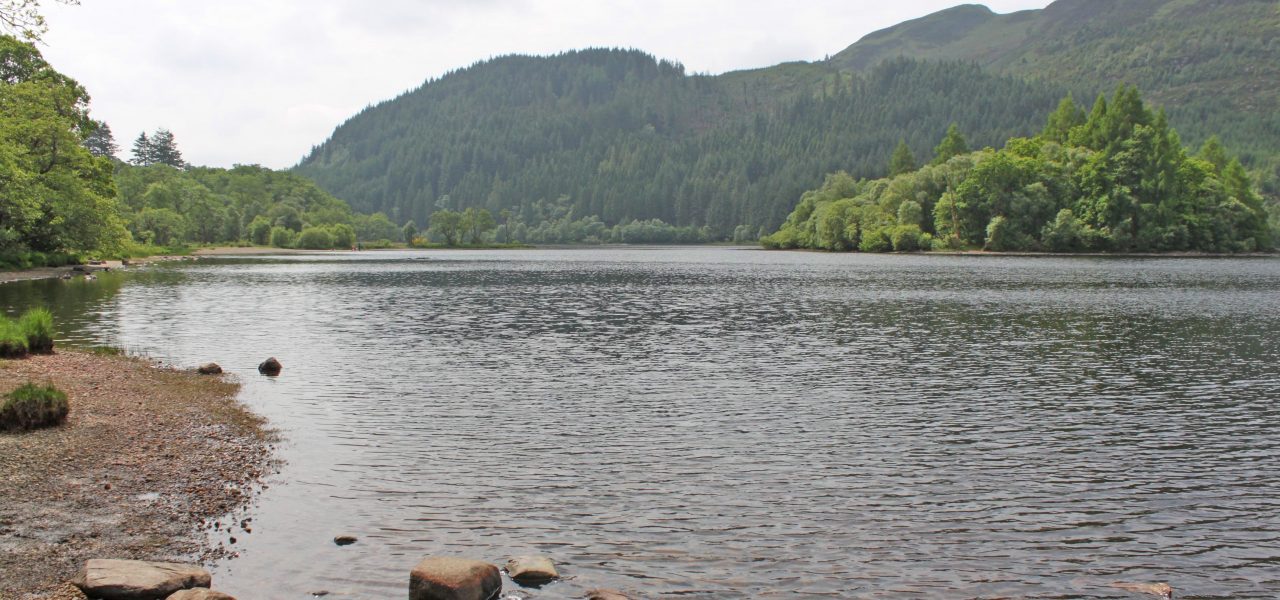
[0,350,274,599]
[3,246,1276,286]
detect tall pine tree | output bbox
[889,139,916,176]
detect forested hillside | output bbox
[9,0,1276,257]
[295,50,1068,238]
[295,0,1279,241]
[831,0,1280,169]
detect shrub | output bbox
[18,308,54,354]
[890,225,925,252]
[269,226,296,248]
[858,227,892,253]
[0,317,28,359]
[296,227,335,249]
[0,383,69,431]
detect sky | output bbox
[38,0,1053,169]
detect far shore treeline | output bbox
[1,33,1277,265]
[763,87,1274,253]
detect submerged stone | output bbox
[167,590,236,600]
[587,590,632,600]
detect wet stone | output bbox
[505,555,559,585]
[409,556,501,600]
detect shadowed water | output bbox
[3,248,1279,599]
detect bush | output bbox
[296,227,336,249]
[858,228,892,253]
[269,226,296,248]
[0,383,69,431]
[0,317,28,359]
[18,308,54,354]
[890,225,925,252]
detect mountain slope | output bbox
[831,0,1280,165]
[294,1,1278,238]
[295,50,1066,235]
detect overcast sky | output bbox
[39,0,1052,169]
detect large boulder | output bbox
[257,357,282,376]
[409,556,501,600]
[196,363,223,375]
[74,559,211,600]
[505,555,559,585]
[167,590,236,600]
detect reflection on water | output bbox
[6,248,1280,599]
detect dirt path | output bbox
[0,351,274,599]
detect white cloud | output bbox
[39,0,1051,169]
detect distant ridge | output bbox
[831,0,1280,166]
[294,0,1279,236]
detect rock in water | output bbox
[167,590,236,600]
[1111,582,1174,598]
[409,556,501,600]
[257,357,282,376]
[74,559,212,600]
[505,555,559,585]
[196,363,223,375]
[334,535,358,546]
[587,590,632,600]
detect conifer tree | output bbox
[83,120,119,159]
[931,123,969,166]
[149,128,185,168]
[130,132,152,165]
[889,140,916,176]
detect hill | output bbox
[295,50,1066,237]
[831,0,1280,168]
[294,1,1279,239]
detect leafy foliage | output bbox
[0,35,129,258]
[765,87,1274,254]
[115,163,366,248]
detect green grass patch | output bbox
[18,308,54,354]
[0,317,28,359]
[0,382,69,432]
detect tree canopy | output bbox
[0,35,127,258]
[764,86,1274,254]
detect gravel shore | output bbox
[0,351,274,599]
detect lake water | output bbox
[4,247,1280,599]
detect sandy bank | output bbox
[0,351,274,599]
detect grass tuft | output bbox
[0,317,29,359]
[0,382,69,431]
[18,308,54,354]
